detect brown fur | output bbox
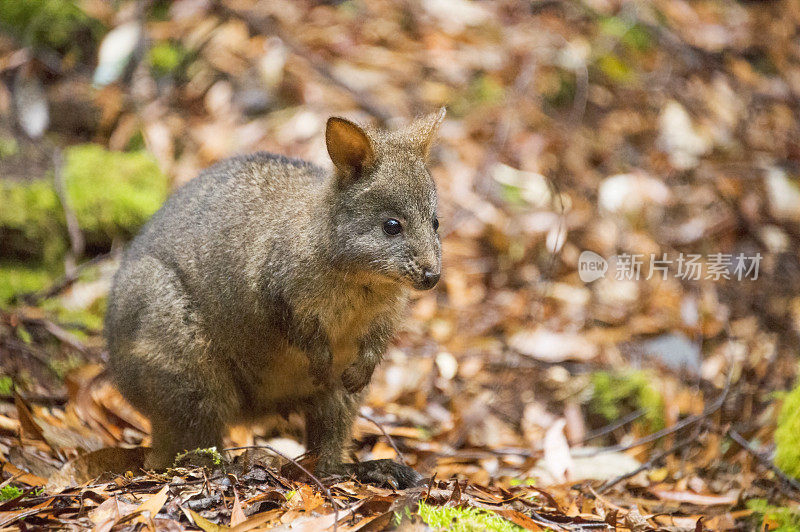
[104,110,445,487]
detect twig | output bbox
[585,363,732,457]
[359,411,406,465]
[22,253,110,305]
[52,147,84,275]
[728,429,800,497]
[28,317,87,354]
[216,5,392,124]
[597,435,695,494]
[580,409,646,444]
[223,444,340,531]
[0,393,67,406]
[473,54,537,198]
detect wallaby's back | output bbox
[106,153,329,422]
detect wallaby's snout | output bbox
[411,241,441,290]
[421,269,440,289]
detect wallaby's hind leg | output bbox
[107,256,230,470]
[304,389,423,489]
[146,413,225,469]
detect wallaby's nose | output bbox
[422,270,440,289]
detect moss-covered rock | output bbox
[174,447,225,470]
[0,180,65,264]
[776,383,800,479]
[589,370,664,431]
[0,0,103,53]
[0,144,167,306]
[0,262,55,306]
[0,144,168,264]
[63,144,169,246]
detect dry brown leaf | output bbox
[186,508,228,532]
[47,447,147,491]
[134,484,170,525]
[230,488,246,527]
[650,489,739,506]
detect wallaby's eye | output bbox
[383,218,403,236]
[433,217,439,231]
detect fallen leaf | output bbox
[509,329,598,362]
[541,419,573,484]
[47,447,147,491]
[650,489,739,506]
[134,484,170,524]
[230,489,246,526]
[14,393,46,442]
[186,508,228,532]
[496,509,545,530]
[13,70,49,139]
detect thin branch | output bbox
[52,147,84,275]
[584,370,731,457]
[223,445,340,531]
[216,5,392,124]
[21,253,110,305]
[580,409,647,445]
[597,434,696,494]
[0,393,67,406]
[728,429,800,498]
[359,411,406,465]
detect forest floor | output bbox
[2,0,800,530]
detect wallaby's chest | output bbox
[318,283,395,342]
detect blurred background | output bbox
[2,0,800,528]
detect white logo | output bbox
[578,250,608,283]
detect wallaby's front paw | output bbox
[341,362,375,393]
[348,459,423,489]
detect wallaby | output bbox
[104,109,445,488]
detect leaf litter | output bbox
[3,0,800,530]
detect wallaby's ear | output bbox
[407,107,446,160]
[326,117,375,182]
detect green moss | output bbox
[747,499,800,531]
[414,501,525,532]
[776,383,800,479]
[16,325,32,344]
[450,74,505,116]
[0,262,55,307]
[0,0,102,52]
[0,376,13,395]
[49,354,85,380]
[41,295,106,332]
[599,17,653,53]
[595,53,634,84]
[0,136,19,159]
[0,144,168,265]
[148,42,188,77]
[0,179,66,264]
[64,144,169,243]
[174,447,224,468]
[0,485,23,501]
[589,370,664,431]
